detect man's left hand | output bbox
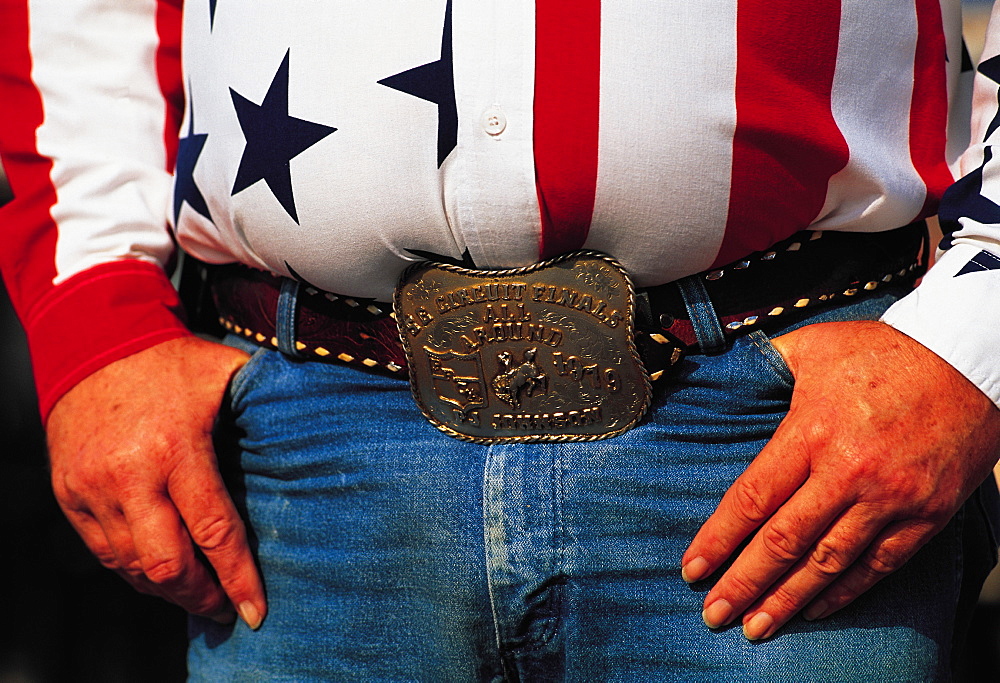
[681,320,1000,641]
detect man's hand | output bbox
[681,321,1000,641]
[46,336,266,629]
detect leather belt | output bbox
[212,265,408,375]
[210,222,927,382]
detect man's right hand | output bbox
[45,336,266,629]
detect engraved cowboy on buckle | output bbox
[394,251,652,443]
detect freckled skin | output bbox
[46,336,267,628]
[683,320,1000,640]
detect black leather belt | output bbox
[208,222,927,383]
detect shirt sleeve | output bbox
[0,0,192,422]
[881,4,1000,407]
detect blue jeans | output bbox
[189,284,998,681]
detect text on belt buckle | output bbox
[394,251,652,443]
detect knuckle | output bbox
[809,539,852,576]
[766,586,803,614]
[189,515,239,553]
[919,498,953,523]
[759,522,803,563]
[55,469,92,503]
[797,418,833,447]
[731,478,771,526]
[143,557,186,585]
[94,550,121,570]
[121,559,146,579]
[56,461,145,507]
[862,543,906,578]
[721,573,760,606]
[50,475,73,503]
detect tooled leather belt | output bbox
[210,222,927,384]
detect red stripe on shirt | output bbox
[0,0,60,314]
[910,0,953,219]
[27,261,190,420]
[715,0,850,267]
[0,0,190,420]
[534,0,601,259]
[155,0,184,172]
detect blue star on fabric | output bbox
[939,57,1000,251]
[173,91,213,226]
[230,50,337,224]
[378,0,457,167]
[956,249,1000,276]
[938,147,1000,250]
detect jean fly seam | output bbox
[508,446,564,655]
[532,445,568,649]
[482,443,509,674]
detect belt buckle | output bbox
[394,251,652,443]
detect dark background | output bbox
[0,176,187,680]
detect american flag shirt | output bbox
[1,0,999,418]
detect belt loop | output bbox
[276,278,303,358]
[634,290,655,331]
[676,275,726,354]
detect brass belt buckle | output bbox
[394,251,652,443]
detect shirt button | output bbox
[481,108,507,136]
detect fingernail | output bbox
[239,601,263,630]
[682,556,711,583]
[702,599,734,629]
[743,612,774,641]
[804,600,829,621]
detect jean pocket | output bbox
[746,329,795,388]
[228,345,271,410]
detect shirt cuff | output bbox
[881,241,1000,407]
[23,259,192,422]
